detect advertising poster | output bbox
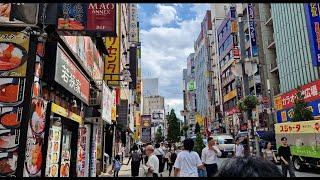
[305,3,320,66]
[0,31,30,77]
[275,120,320,158]
[247,3,258,57]
[104,36,120,86]
[90,125,97,177]
[101,82,113,124]
[45,125,61,177]
[0,107,22,130]
[0,78,25,106]
[0,3,38,26]
[60,129,71,177]
[57,3,117,36]
[76,126,87,177]
[0,151,18,176]
[55,44,90,105]
[84,124,91,177]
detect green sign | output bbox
[187,81,196,91]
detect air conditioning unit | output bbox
[89,90,102,106]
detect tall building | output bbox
[142,78,159,96]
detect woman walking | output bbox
[167,147,177,176]
[173,138,204,177]
[263,141,278,164]
[127,144,141,177]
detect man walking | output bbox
[201,137,222,177]
[278,137,296,177]
[143,145,159,177]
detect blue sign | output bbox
[230,6,236,20]
[304,3,320,66]
[276,99,320,123]
[247,4,258,57]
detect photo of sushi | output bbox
[0,107,22,129]
[30,98,47,135]
[0,42,27,71]
[0,130,19,151]
[0,78,24,105]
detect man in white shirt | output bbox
[234,137,244,158]
[144,145,159,177]
[201,137,222,177]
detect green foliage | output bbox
[292,87,314,122]
[195,122,200,134]
[155,126,164,143]
[167,109,181,142]
[237,95,258,112]
[194,132,205,157]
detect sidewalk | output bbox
[99,157,170,177]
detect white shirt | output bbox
[173,150,202,177]
[201,146,222,164]
[146,154,159,176]
[154,148,165,156]
[235,144,244,157]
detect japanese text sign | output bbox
[104,36,120,86]
[305,3,320,66]
[101,81,113,124]
[54,44,90,104]
[275,120,320,134]
[247,3,258,57]
[274,79,320,111]
[141,115,151,128]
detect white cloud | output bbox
[141,4,210,119]
[150,4,178,26]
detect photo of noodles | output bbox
[0,131,19,150]
[0,42,27,71]
[0,110,21,129]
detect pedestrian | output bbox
[118,143,125,163]
[173,138,204,177]
[154,143,165,177]
[234,137,244,158]
[263,141,278,164]
[278,137,296,177]
[109,155,122,177]
[161,142,169,171]
[215,156,282,177]
[165,143,172,171]
[126,144,141,177]
[143,145,159,177]
[167,146,177,177]
[139,145,144,164]
[201,137,222,177]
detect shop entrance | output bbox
[44,115,78,177]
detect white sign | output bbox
[101,81,113,124]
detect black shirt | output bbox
[278,146,292,162]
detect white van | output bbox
[212,134,235,157]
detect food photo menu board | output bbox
[45,125,62,177]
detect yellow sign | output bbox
[231,21,238,33]
[111,106,117,121]
[51,103,82,124]
[274,96,283,111]
[274,120,320,134]
[104,5,121,86]
[195,113,204,125]
[223,89,237,102]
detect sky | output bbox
[138,3,210,120]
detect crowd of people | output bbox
[108,136,296,177]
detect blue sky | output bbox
[138,3,210,119]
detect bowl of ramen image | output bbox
[0,42,28,71]
[0,110,20,129]
[0,82,20,104]
[0,131,19,151]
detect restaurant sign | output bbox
[54,44,90,104]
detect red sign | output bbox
[278,79,320,110]
[225,107,239,116]
[87,3,116,32]
[233,47,240,59]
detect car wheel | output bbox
[293,156,304,171]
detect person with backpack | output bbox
[167,147,177,177]
[154,143,165,177]
[110,155,122,177]
[127,144,141,177]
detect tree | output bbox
[155,126,164,143]
[167,109,181,143]
[195,122,200,134]
[292,87,314,122]
[182,125,189,137]
[194,132,205,158]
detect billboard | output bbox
[0,3,39,26]
[247,3,258,57]
[274,120,320,158]
[304,3,320,66]
[151,109,165,123]
[54,44,90,104]
[141,115,151,143]
[0,31,30,77]
[57,3,117,36]
[101,81,113,124]
[141,115,152,128]
[274,79,320,111]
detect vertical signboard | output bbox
[104,37,120,86]
[87,3,116,33]
[101,81,113,124]
[141,115,151,143]
[129,4,138,42]
[247,3,258,57]
[304,3,320,66]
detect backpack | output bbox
[114,160,121,171]
[132,151,140,162]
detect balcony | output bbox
[270,59,278,73]
[221,74,235,87]
[265,9,273,26]
[267,34,275,49]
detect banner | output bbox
[274,79,320,111]
[57,3,117,36]
[0,3,39,26]
[247,3,258,57]
[104,36,120,86]
[54,44,90,105]
[101,81,113,124]
[0,31,30,77]
[304,3,320,66]
[275,120,320,134]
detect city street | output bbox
[99,157,320,177]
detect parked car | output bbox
[212,134,235,157]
